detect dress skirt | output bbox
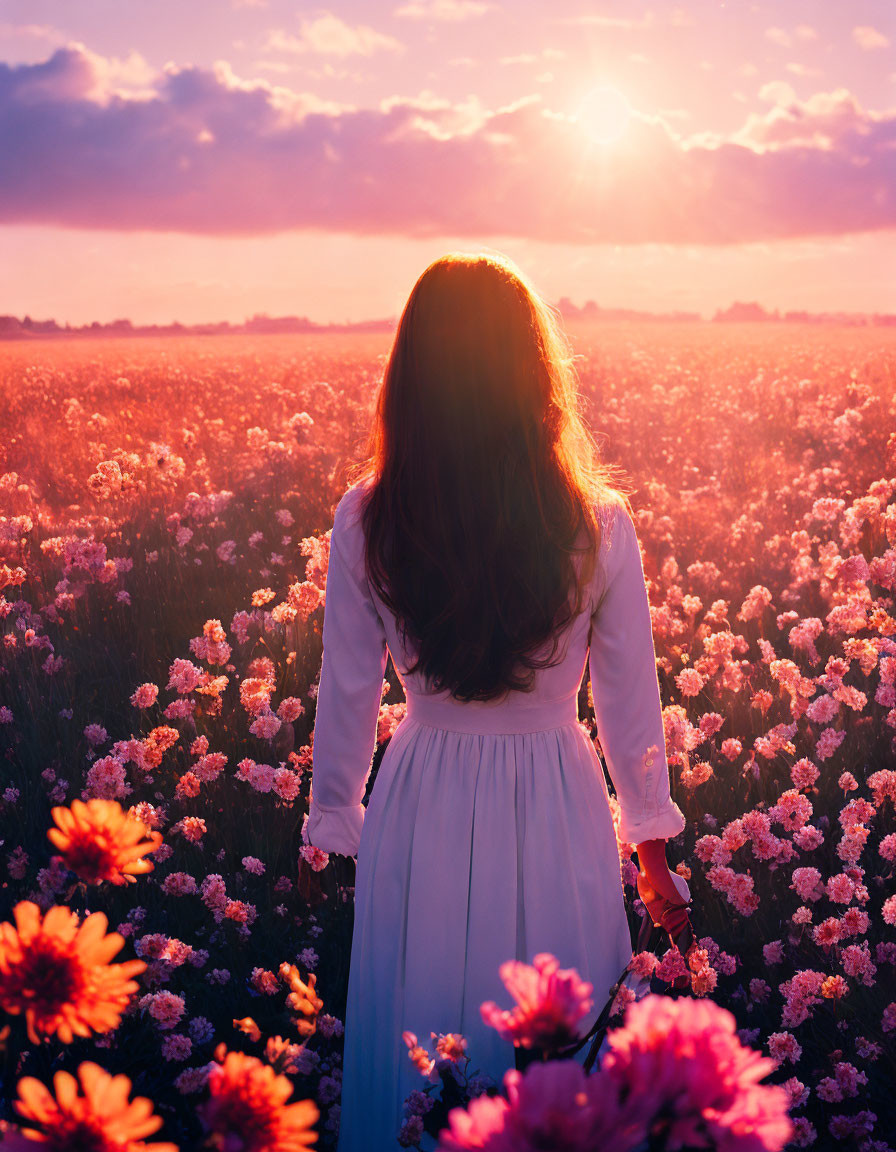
[334,705,634,1152]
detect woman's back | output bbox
[307,479,686,1152]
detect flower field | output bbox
[0,323,895,1150]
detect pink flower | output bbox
[175,771,201,799]
[83,723,108,747]
[675,668,706,697]
[790,758,819,790]
[792,824,824,851]
[737,585,773,622]
[167,658,205,694]
[194,753,227,783]
[767,1032,802,1065]
[815,726,846,762]
[130,682,159,708]
[825,873,856,904]
[399,1115,425,1146]
[299,844,329,872]
[273,768,302,802]
[249,709,282,740]
[247,762,276,793]
[479,953,594,1052]
[791,867,824,902]
[841,942,877,987]
[437,1060,633,1152]
[436,1088,508,1149]
[806,694,839,724]
[277,697,305,722]
[663,705,702,755]
[83,756,130,801]
[143,990,186,1030]
[378,702,408,743]
[601,994,795,1151]
[161,1033,193,1061]
[239,677,274,715]
[189,618,231,666]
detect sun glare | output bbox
[575,84,633,145]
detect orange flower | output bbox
[200,1048,318,1150]
[278,964,323,1038]
[141,726,180,769]
[47,798,163,886]
[247,656,277,684]
[8,1060,177,1151]
[0,902,146,1044]
[240,677,274,715]
[234,1016,262,1042]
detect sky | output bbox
[0,0,894,324]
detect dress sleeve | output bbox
[306,487,388,857]
[588,499,687,846]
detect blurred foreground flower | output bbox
[479,952,594,1052]
[47,797,164,885]
[199,1046,318,1150]
[0,902,146,1044]
[437,1058,635,1152]
[436,991,794,1151]
[4,1060,177,1151]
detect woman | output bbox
[305,252,688,1151]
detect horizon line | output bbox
[3,297,896,336]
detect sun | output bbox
[574,84,633,145]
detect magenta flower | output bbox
[602,994,795,1151]
[437,1061,637,1152]
[436,1089,509,1150]
[479,952,594,1051]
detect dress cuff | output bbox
[616,799,687,846]
[305,800,365,857]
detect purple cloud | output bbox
[0,44,894,242]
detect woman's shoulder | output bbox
[593,489,635,551]
[329,479,376,563]
[333,477,374,524]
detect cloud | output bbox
[394,0,492,20]
[263,14,403,58]
[0,45,893,245]
[853,25,890,51]
[562,9,691,29]
[764,27,791,48]
[0,22,65,44]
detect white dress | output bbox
[305,482,687,1152]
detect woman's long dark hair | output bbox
[344,251,627,703]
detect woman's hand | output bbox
[635,838,695,985]
[635,838,687,907]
